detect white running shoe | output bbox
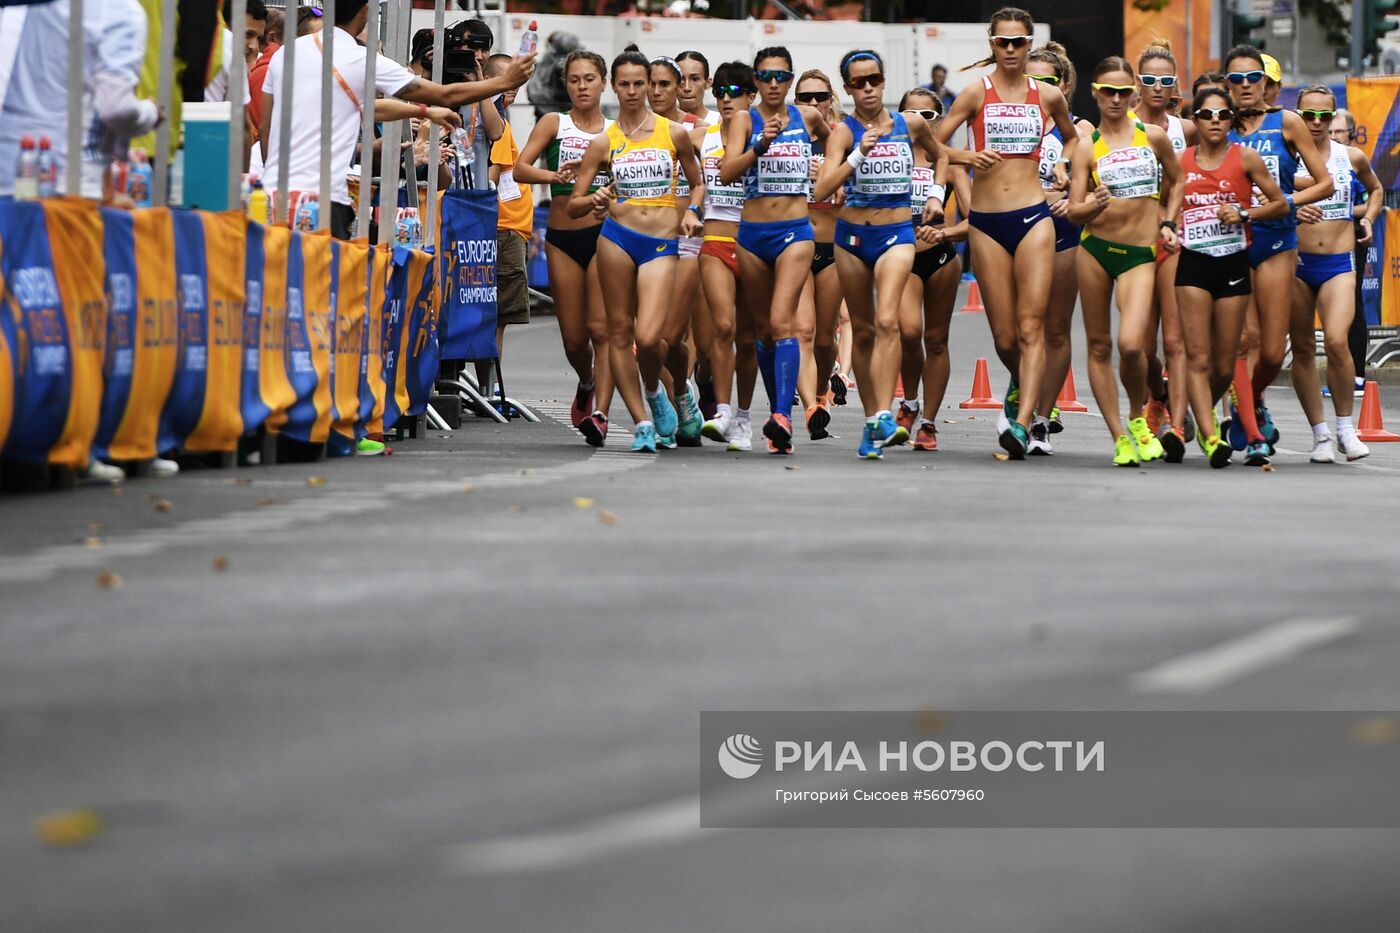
[727,416,752,452]
[1310,435,1336,463]
[1337,430,1371,462]
[702,409,733,444]
[81,460,125,485]
[1028,420,1053,456]
[150,456,180,477]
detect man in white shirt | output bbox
[258,0,534,239]
[206,0,266,104]
[0,0,160,199]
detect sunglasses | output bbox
[1299,109,1337,122]
[1226,70,1265,85]
[795,90,832,103]
[1092,83,1135,98]
[990,35,1033,49]
[1029,74,1060,86]
[905,108,940,121]
[1194,107,1234,122]
[1138,74,1177,88]
[847,74,885,90]
[714,85,753,100]
[755,69,794,84]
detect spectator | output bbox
[527,30,580,120]
[408,24,502,189]
[297,5,325,38]
[921,63,954,114]
[477,52,534,389]
[262,8,284,52]
[206,0,266,103]
[258,0,534,239]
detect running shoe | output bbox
[677,385,704,447]
[702,409,733,444]
[357,437,388,456]
[1145,398,1169,438]
[1001,383,1021,428]
[1047,405,1064,435]
[1128,416,1165,462]
[896,401,919,433]
[1310,434,1337,463]
[1028,420,1053,456]
[1243,439,1271,467]
[1353,377,1367,398]
[570,381,595,428]
[1113,434,1140,467]
[1181,409,1196,442]
[1255,403,1280,446]
[1160,426,1186,463]
[857,421,883,459]
[999,422,1029,460]
[912,421,938,451]
[806,403,831,440]
[727,416,753,452]
[150,456,180,477]
[1200,433,1231,469]
[631,422,659,453]
[830,369,848,406]
[81,460,125,484]
[763,413,793,454]
[649,390,679,439]
[1338,430,1371,462]
[873,411,910,448]
[697,379,718,421]
[1225,396,1248,451]
[657,432,678,450]
[580,411,609,447]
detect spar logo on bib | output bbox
[984,103,1041,154]
[1097,146,1158,199]
[758,140,811,194]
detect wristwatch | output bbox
[1159,219,1177,232]
[1238,208,1251,223]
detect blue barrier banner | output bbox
[1361,208,1385,327]
[281,231,334,443]
[0,239,14,452]
[163,209,212,452]
[183,211,247,453]
[404,247,439,416]
[381,245,412,431]
[438,189,499,362]
[330,239,370,455]
[94,209,138,461]
[241,221,269,432]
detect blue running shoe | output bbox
[1255,404,1279,446]
[631,423,659,453]
[857,421,883,459]
[1243,439,1271,466]
[1226,400,1248,451]
[873,411,910,448]
[649,390,679,439]
[999,421,1029,460]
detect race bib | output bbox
[1252,153,1280,208]
[705,155,744,209]
[983,103,1042,155]
[1039,133,1064,190]
[911,165,937,220]
[757,140,811,195]
[808,153,830,205]
[1097,146,1159,200]
[854,141,913,196]
[612,148,674,201]
[1182,204,1246,257]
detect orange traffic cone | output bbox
[1356,380,1399,442]
[1055,366,1089,413]
[960,357,1002,409]
[960,279,985,314]
[896,376,906,399]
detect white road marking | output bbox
[1129,617,1358,694]
[1274,446,1399,473]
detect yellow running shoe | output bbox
[1113,434,1141,467]
[1128,416,1164,461]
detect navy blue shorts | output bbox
[737,216,814,266]
[1247,226,1298,268]
[835,218,915,267]
[969,201,1053,255]
[1053,214,1081,253]
[1296,251,1354,291]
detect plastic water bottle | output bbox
[36,137,58,197]
[294,192,319,232]
[518,21,538,57]
[394,207,422,248]
[14,135,39,201]
[128,149,153,208]
[103,159,129,204]
[247,178,270,224]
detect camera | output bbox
[442,48,479,84]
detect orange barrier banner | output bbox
[1383,210,1400,327]
[1346,76,1400,190]
[0,237,13,452]
[402,246,439,417]
[183,211,247,452]
[282,231,334,444]
[259,225,296,434]
[331,238,369,452]
[361,245,390,436]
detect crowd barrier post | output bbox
[154,0,177,207]
[228,0,248,212]
[318,0,337,232]
[65,0,84,197]
[277,0,300,226]
[424,0,447,249]
[357,0,380,242]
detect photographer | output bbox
[408,22,503,191]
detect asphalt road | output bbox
[4,295,1400,932]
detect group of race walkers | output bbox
[516,6,1383,467]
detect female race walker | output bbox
[697,62,760,451]
[720,46,830,454]
[894,87,963,451]
[514,50,615,446]
[1135,39,1195,455]
[1290,84,1382,462]
[568,46,704,453]
[677,50,722,419]
[937,7,1080,458]
[1223,44,1333,454]
[794,68,845,440]
[647,54,708,445]
[1175,85,1288,468]
[814,49,953,459]
[1066,57,1183,467]
[1025,41,1092,453]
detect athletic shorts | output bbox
[1246,227,1298,269]
[1176,248,1251,300]
[911,242,959,283]
[737,216,814,266]
[835,218,915,268]
[1052,214,1081,253]
[969,201,1052,255]
[1296,251,1354,292]
[811,241,836,276]
[496,229,530,326]
[679,235,703,259]
[600,216,677,267]
[1081,232,1156,279]
[545,223,602,270]
[700,236,740,279]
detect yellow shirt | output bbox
[490,121,534,238]
[606,116,678,209]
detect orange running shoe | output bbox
[896,402,919,432]
[763,413,793,454]
[806,403,831,440]
[1145,398,1169,438]
[912,422,938,451]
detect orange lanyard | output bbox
[312,34,362,110]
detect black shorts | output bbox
[811,241,836,276]
[1175,249,1251,300]
[545,224,603,270]
[911,242,959,283]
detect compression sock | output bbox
[773,338,800,419]
[1231,358,1263,441]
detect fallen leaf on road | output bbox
[913,709,947,734]
[212,556,229,572]
[96,571,124,590]
[232,478,253,486]
[784,465,799,471]
[943,419,959,424]
[35,809,104,848]
[152,499,173,513]
[305,476,327,487]
[573,497,595,508]
[598,510,618,525]
[111,487,124,496]
[258,498,278,507]
[460,483,477,493]
[88,523,104,534]
[1349,716,1399,746]
[992,452,1009,461]
[84,537,103,549]
[1261,464,1276,473]
[520,468,535,476]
